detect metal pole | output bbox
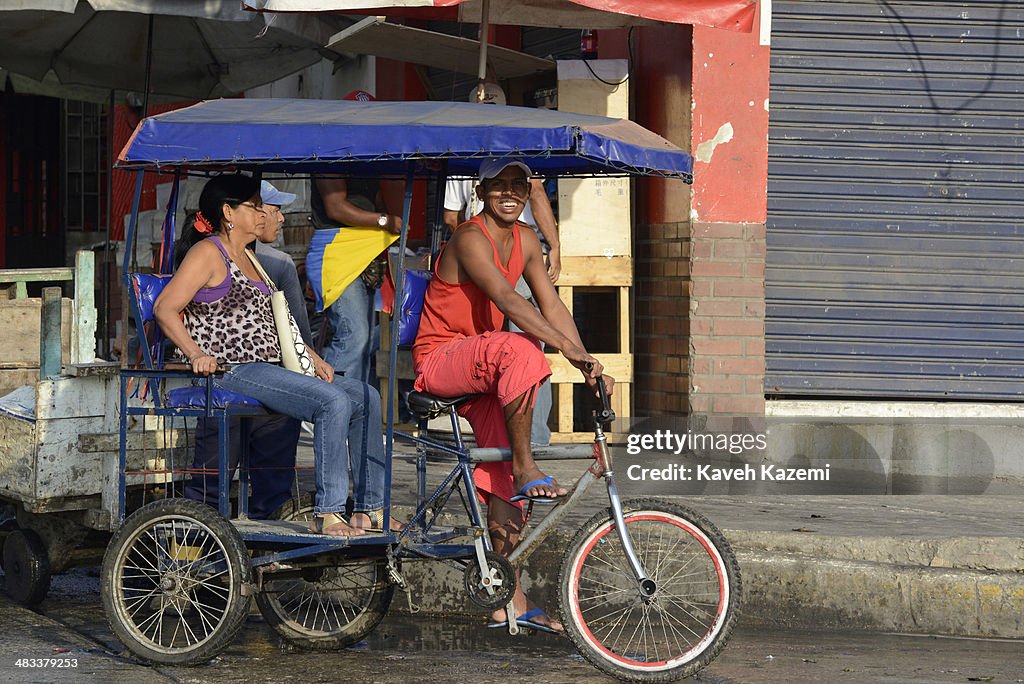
[141,14,154,118]
[474,0,491,103]
[383,164,416,530]
[103,89,114,358]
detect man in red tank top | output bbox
[413,159,615,632]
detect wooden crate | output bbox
[547,255,631,442]
[550,60,633,442]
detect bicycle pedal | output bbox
[387,561,407,590]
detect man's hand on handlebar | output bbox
[580,359,614,399]
[586,374,615,399]
[565,346,603,378]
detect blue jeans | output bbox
[216,363,385,516]
[185,415,299,519]
[510,276,552,447]
[324,278,377,385]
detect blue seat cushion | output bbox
[131,273,173,324]
[167,387,264,409]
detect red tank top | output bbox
[412,215,524,369]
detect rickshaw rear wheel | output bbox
[100,499,252,665]
[255,495,395,650]
[2,528,51,606]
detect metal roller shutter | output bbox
[766,0,1024,399]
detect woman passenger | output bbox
[154,173,386,536]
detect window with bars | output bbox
[62,100,108,232]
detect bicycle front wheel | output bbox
[559,497,741,683]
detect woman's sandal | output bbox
[308,511,365,536]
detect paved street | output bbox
[1,566,1021,684]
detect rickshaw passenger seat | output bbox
[129,273,264,410]
[406,391,477,421]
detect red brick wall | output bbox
[635,221,690,414]
[688,222,765,415]
[632,25,694,415]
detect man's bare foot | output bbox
[512,466,567,501]
[309,512,366,537]
[350,510,404,532]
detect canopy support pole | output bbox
[383,162,417,525]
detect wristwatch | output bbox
[377,213,389,228]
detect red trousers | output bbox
[414,331,551,512]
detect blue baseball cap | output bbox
[260,180,296,207]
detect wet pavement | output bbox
[1,566,1022,683]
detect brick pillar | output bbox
[632,17,769,417]
[686,19,770,416]
[688,222,765,415]
[633,24,693,416]
[636,220,690,414]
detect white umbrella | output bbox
[0,0,346,106]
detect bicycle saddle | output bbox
[406,391,477,420]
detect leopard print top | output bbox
[179,237,281,364]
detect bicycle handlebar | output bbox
[585,362,615,427]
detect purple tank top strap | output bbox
[208,235,231,265]
[192,235,232,303]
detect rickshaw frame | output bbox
[107,98,738,680]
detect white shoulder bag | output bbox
[245,249,316,376]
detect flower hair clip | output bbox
[193,211,215,234]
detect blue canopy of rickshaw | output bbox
[117,98,693,180]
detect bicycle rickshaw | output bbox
[108,98,741,682]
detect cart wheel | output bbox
[100,499,252,665]
[255,496,394,650]
[559,498,741,683]
[463,550,516,610]
[2,529,51,606]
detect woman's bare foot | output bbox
[350,511,404,532]
[309,512,365,537]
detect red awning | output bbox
[244,0,757,32]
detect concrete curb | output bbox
[391,521,1024,639]
[735,548,1024,638]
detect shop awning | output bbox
[246,0,757,32]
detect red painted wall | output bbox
[111,101,195,241]
[690,21,769,223]
[633,24,694,225]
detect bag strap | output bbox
[244,248,278,292]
